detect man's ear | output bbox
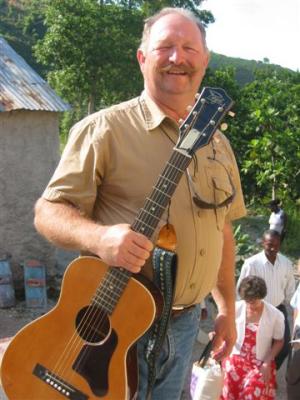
[203,51,210,70]
[137,49,146,70]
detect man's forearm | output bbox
[34,197,153,272]
[211,222,236,318]
[34,197,102,253]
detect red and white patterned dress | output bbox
[220,322,276,400]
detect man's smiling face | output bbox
[137,13,209,103]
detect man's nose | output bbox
[169,47,185,64]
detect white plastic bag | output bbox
[190,358,224,400]
[190,339,224,400]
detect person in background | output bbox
[237,230,295,370]
[268,199,287,242]
[286,259,300,400]
[33,7,246,400]
[221,276,284,400]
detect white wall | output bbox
[0,110,60,286]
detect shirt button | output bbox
[190,283,196,289]
[199,248,206,256]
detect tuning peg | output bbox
[186,105,193,112]
[195,93,200,99]
[178,118,184,125]
[228,111,235,117]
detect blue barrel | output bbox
[24,260,47,308]
[0,256,15,308]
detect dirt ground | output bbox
[0,295,288,400]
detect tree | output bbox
[239,69,300,207]
[34,0,144,115]
[31,0,214,137]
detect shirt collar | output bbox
[261,250,278,265]
[139,90,176,131]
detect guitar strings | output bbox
[46,103,223,387]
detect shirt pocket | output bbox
[205,165,235,231]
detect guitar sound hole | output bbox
[75,306,110,344]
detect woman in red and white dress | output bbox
[221,275,284,400]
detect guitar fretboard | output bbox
[92,149,191,314]
[90,86,233,314]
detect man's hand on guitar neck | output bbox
[34,199,153,273]
[95,223,153,272]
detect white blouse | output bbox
[232,300,284,361]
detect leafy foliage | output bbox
[0,0,46,75]
[34,0,144,115]
[233,224,258,278]
[238,70,300,206]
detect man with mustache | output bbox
[34,7,246,399]
[237,230,295,371]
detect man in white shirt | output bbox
[237,229,295,370]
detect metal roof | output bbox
[0,37,71,112]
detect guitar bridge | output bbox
[33,364,88,400]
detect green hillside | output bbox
[209,52,293,86]
[0,0,46,76]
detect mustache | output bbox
[159,64,195,74]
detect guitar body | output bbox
[1,256,162,400]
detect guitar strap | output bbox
[144,223,177,398]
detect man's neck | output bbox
[265,252,277,265]
[146,90,196,123]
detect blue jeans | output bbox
[137,304,200,400]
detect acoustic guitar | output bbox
[1,87,233,400]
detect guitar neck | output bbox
[92,148,191,314]
[131,149,191,238]
[92,87,233,314]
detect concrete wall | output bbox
[0,110,60,287]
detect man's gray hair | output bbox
[139,7,208,53]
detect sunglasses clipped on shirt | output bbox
[187,163,236,210]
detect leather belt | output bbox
[171,304,196,317]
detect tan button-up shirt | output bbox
[43,91,246,305]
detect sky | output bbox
[200,0,300,71]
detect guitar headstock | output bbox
[176,87,234,156]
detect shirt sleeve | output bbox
[220,133,247,222]
[42,113,109,217]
